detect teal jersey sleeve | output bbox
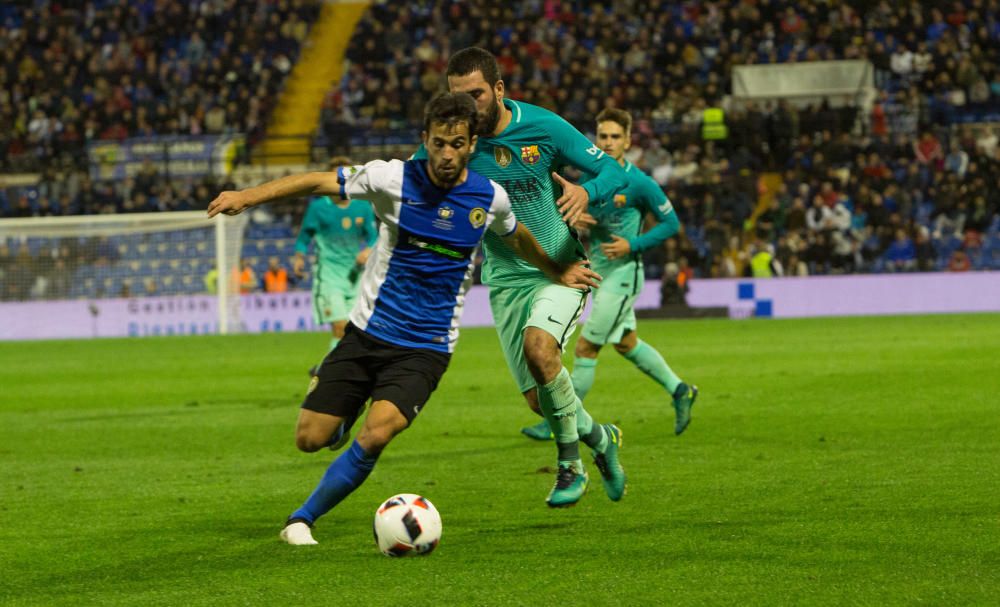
[545,114,628,203]
[361,203,378,248]
[294,198,323,254]
[628,176,680,253]
[410,145,427,160]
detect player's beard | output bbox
[431,156,467,188]
[477,94,501,136]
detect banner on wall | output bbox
[88,135,244,181]
[2,273,999,341]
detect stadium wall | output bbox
[1,273,998,340]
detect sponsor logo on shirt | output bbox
[520,144,540,165]
[495,146,512,167]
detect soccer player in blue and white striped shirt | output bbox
[207,93,599,545]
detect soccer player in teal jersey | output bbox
[522,109,699,441]
[293,155,378,375]
[416,48,629,506]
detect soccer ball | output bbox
[373,493,442,557]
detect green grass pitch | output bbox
[1,314,999,605]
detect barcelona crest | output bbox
[614,194,628,208]
[520,144,540,165]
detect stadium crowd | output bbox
[0,0,318,174]
[3,0,1000,300]
[327,0,1000,277]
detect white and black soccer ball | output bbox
[373,493,442,557]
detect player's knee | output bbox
[614,332,638,355]
[295,430,325,453]
[575,337,600,359]
[613,341,633,355]
[523,329,559,376]
[357,424,397,453]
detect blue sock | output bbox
[290,439,378,524]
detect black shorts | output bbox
[302,324,451,424]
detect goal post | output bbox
[0,211,249,335]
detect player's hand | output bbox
[556,260,601,291]
[355,248,371,266]
[207,191,253,218]
[553,172,589,226]
[600,235,631,260]
[571,212,597,230]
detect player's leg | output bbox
[614,323,698,436]
[282,325,376,544]
[524,283,627,506]
[526,282,628,503]
[490,286,549,432]
[573,282,632,402]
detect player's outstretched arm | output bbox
[501,223,601,290]
[207,172,341,217]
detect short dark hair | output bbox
[423,92,479,135]
[446,47,501,86]
[596,108,633,133]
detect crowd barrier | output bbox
[2,272,998,340]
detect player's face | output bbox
[422,121,476,188]
[447,71,503,136]
[596,121,630,161]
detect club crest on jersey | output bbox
[495,146,512,168]
[342,217,352,229]
[433,205,455,231]
[520,145,540,165]
[355,217,364,225]
[469,207,487,228]
[614,194,628,208]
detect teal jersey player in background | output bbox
[523,109,698,441]
[293,156,378,376]
[416,48,629,507]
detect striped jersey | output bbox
[337,159,516,353]
[585,160,679,280]
[294,197,377,294]
[415,99,627,287]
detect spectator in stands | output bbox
[885,228,918,272]
[659,262,687,306]
[948,249,972,272]
[238,259,258,294]
[204,265,219,295]
[264,257,289,293]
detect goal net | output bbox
[0,211,248,337]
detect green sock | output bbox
[571,356,598,400]
[623,339,682,395]
[537,367,582,470]
[576,400,608,453]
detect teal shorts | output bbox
[489,282,588,393]
[581,262,642,345]
[313,286,355,325]
[581,287,637,345]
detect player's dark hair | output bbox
[596,108,633,134]
[423,92,479,136]
[446,47,501,86]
